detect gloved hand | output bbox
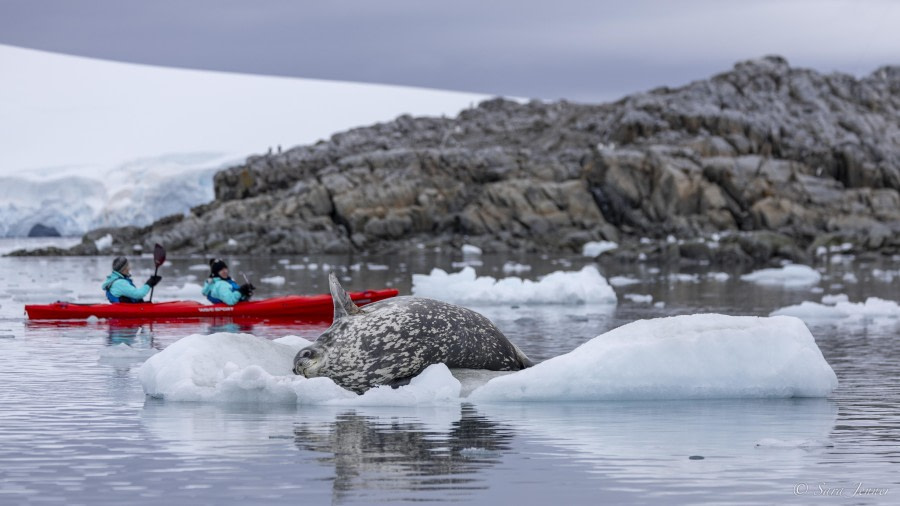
[239,283,255,298]
[146,275,162,287]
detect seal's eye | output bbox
[301,349,313,359]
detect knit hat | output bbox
[209,258,228,277]
[112,256,129,273]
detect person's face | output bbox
[219,267,229,278]
[121,264,131,276]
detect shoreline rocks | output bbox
[11,56,900,266]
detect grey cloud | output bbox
[0,0,896,101]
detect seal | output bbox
[293,273,534,393]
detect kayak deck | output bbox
[24,289,399,320]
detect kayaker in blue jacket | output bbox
[101,256,162,303]
[202,259,255,305]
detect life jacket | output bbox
[105,278,141,303]
[206,278,241,304]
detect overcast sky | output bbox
[1,0,898,102]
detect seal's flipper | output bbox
[329,272,363,321]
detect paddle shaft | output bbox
[149,265,159,303]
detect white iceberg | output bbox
[582,241,618,257]
[771,296,900,324]
[138,314,837,406]
[411,266,617,305]
[469,314,837,402]
[740,264,821,288]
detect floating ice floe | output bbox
[139,314,836,406]
[771,295,900,324]
[411,266,617,305]
[139,334,313,403]
[669,273,700,283]
[469,314,837,402]
[188,264,210,271]
[260,276,286,285]
[581,241,618,257]
[708,272,730,281]
[623,293,653,303]
[740,264,822,288]
[609,276,640,287]
[871,269,899,282]
[461,244,482,255]
[502,262,532,274]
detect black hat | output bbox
[209,258,228,277]
[112,256,129,273]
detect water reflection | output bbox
[24,317,329,347]
[292,405,512,501]
[139,398,840,504]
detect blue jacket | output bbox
[202,277,244,305]
[101,271,151,303]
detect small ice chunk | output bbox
[502,262,532,274]
[582,241,618,257]
[740,264,821,288]
[821,294,848,305]
[461,244,482,255]
[260,276,286,285]
[609,276,640,287]
[772,297,900,323]
[623,293,653,303]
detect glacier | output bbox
[0,152,233,237]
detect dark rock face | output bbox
[27,224,61,237]
[21,56,900,264]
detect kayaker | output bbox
[202,258,255,305]
[101,256,162,303]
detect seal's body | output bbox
[293,273,533,393]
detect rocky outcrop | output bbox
[16,56,900,264]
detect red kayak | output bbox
[25,289,399,320]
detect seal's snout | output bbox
[293,347,317,376]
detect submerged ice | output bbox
[138,314,837,405]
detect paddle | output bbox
[149,243,166,303]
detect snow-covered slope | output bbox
[0,45,488,236]
[0,153,233,236]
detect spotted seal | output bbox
[293,273,534,393]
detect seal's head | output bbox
[293,272,362,378]
[293,346,324,377]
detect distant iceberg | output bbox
[740,264,822,288]
[411,266,618,305]
[772,295,900,324]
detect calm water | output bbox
[0,239,898,505]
